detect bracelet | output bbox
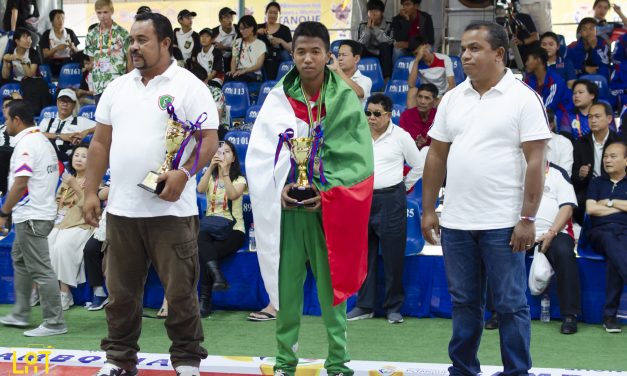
[0,209,9,218]
[519,215,536,222]
[178,167,191,180]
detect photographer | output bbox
[499,0,539,66]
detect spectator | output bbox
[258,2,293,80]
[357,0,394,80]
[391,0,434,62]
[400,82,437,149]
[193,28,224,86]
[572,101,625,224]
[82,183,110,311]
[327,40,372,107]
[190,64,227,127]
[40,9,80,77]
[545,108,574,176]
[76,54,95,105]
[505,2,539,64]
[173,9,200,67]
[197,140,247,318]
[566,17,611,81]
[613,32,627,64]
[84,0,130,105]
[524,45,573,127]
[0,97,15,195]
[38,89,96,163]
[48,143,94,311]
[593,0,627,44]
[2,28,41,84]
[227,15,266,83]
[2,0,40,45]
[407,36,455,98]
[347,94,424,324]
[585,140,627,333]
[560,79,598,139]
[541,31,576,87]
[213,7,239,75]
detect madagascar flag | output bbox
[246,67,374,308]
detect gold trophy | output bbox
[286,137,317,205]
[138,118,189,194]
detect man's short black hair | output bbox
[605,140,627,158]
[577,17,598,35]
[400,0,421,5]
[540,31,560,45]
[49,9,64,22]
[339,40,363,57]
[408,35,429,52]
[527,44,548,67]
[367,0,385,12]
[464,21,509,51]
[239,15,258,34]
[292,21,330,52]
[591,101,613,116]
[7,100,34,125]
[572,79,600,102]
[13,28,31,41]
[366,93,393,112]
[134,11,174,55]
[417,83,438,99]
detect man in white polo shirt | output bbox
[329,40,372,107]
[0,99,67,337]
[407,35,456,98]
[83,12,219,376]
[421,22,551,375]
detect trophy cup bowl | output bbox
[286,137,317,205]
[138,119,189,194]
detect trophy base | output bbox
[287,186,317,207]
[138,171,166,194]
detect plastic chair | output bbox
[358,57,385,92]
[39,105,58,121]
[449,55,466,85]
[277,61,295,80]
[222,81,250,119]
[0,83,21,97]
[48,83,57,98]
[58,62,82,89]
[580,74,611,102]
[384,80,410,107]
[245,104,262,124]
[224,130,251,176]
[391,104,405,125]
[257,80,277,105]
[577,215,605,260]
[391,56,415,81]
[39,64,53,84]
[330,40,345,57]
[78,104,97,120]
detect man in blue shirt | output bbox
[586,141,627,334]
[567,17,611,81]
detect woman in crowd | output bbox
[257,2,292,80]
[559,79,598,140]
[2,28,40,84]
[540,31,576,88]
[40,9,81,77]
[197,140,247,317]
[227,15,267,83]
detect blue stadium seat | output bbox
[257,80,277,105]
[581,74,611,101]
[0,83,21,97]
[224,130,250,176]
[385,80,410,107]
[557,34,566,59]
[39,64,53,84]
[245,104,262,124]
[392,104,405,125]
[577,215,605,260]
[330,40,344,57]
[391,56,414,81]
[449,55,466,85]
[78,104,97,120]
[39,105,58,121]
[277,61,295,79]
[223,82,250,119]
[58,62,82,89]
[48,83,57,98]
[358,57,385,92]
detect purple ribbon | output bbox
[309,124,327,185]
[274,128,296,185]
[169,103,207,176]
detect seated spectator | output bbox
[545,108,574,176]
[213,7,239,74]
[2,0,40,46]
[227,15,266,83]
[357,0,394,79]
[593,0,627,44]
[566,17,611,81]
[173,9,200,68]
[193,28,225,86]
[391,0,434,62]
[328,40,372,107]
[257,2,292,80]
[2,28,41,84]
[40,9,80,77]
[82,183,109,311]
[560,79,598,139]
[197,140,247,317]
[505,2,539,65]
[541,31,576,87]
[524,45,573,125]
[76,54,95,105]
[48,143,94,310]
[585,141,627,334]
[190,63,227,126]
[572,102,625,224]
[407,36,455,98]
[39,89,96,163]
[613,33,627,64]
[400,82,437,149]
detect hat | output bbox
[219,7,236,19]
[136,5,151,14]
[199,28,216,38]
[57,89,77,102]
[177,9,197,20]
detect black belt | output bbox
[373,182,404,194]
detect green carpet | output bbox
[0,305,626,371]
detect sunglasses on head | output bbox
[365,110,389,117]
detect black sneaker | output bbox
[604,316,622,333]
[560,315,577,334]
[95,362,138,376]
[484,313,499,330]
[346,307,374,321]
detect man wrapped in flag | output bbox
[246,22,374,376]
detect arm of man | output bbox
[586,199,621,216]
[446,76,456,92]
[10,8,18,31]
[608,199,627,212]
[538,204,574,253]
[523,32,540,45]
[83,123,112,227]
[401,129,424,191]
[327,55,365,98]
[420,139,450,244]
[0,176,28,215]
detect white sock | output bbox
[93,286,106,297]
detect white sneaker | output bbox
[30,288,39,307]
[23,324,67,337]
[175,365,200,376]
[95,362,138,375]
[0,314,29,328]
[61,291,74,311]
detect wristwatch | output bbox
[607,200,614,208]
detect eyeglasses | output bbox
[365,110,389,117]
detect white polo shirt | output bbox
[351,69,372,107]
[546,132,573,177]
[9,128,59,223]
[535,163,577,237]
[428,69,552,230]
[372,121,425,190]
[95,61,219,218]
[38,115,96,147]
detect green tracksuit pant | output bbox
[274,207,352,376]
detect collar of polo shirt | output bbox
[462,69,515,96]
[131,59,178,81]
